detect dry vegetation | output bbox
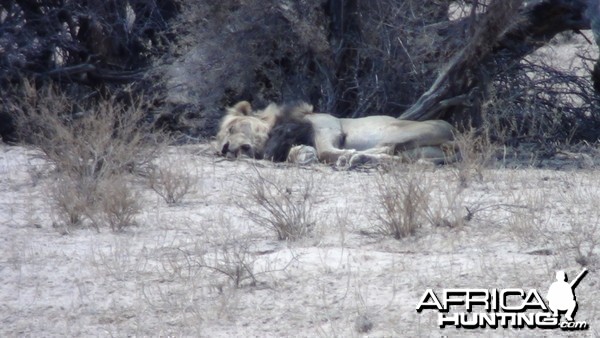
[8,81,161,232]
[2,78,600,336]
[148,153,197,205]
[2,132,600,335]
[239,167,319,241]
[2,1,600,336]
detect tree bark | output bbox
[328,0,361,117]
[399,0,592,122]
[587,0,600,92]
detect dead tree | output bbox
[588,0,600,92]
[399,0,593,122]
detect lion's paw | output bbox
[336,154,352,168]
[288,145,318,165]
[349,154,378,169]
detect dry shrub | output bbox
[149,156,195,205]
[483,46,600,148]
[171,217,295,290]
[197,233,260,289]
[51,176,93,227]
[506,190,551,247]
[507,174,600,267]
[559,178,600,267]
[240,167,317,241]
[13,82,157,178]
[374,164,467,239]
[96,178,141,232]
[374,166,431,239]
[424,182,468,229]
[10,81,158,231]
[451,128,496,188]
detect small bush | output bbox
[451,128,496,188]
[96,178,141,232]
[200,234,259,288]
[374,165,467,239]
[149,158,194,205]
[51,176,93,227]
[11,81,157,231]
[506,174,600,267]
[374,166,431,239]
[240,167,317,241]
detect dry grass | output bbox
[451,128,496,188]
[374,164,471,239]
[373,165,432,239]
[149,156,196,205]
[3,144,600,336]
[239,167,318,241]
[96,178,141,231]
[10,81,160,231]
[190,219,263,289]
[503,170,600,269]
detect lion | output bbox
[215,101,459,167]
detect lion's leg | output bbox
[312,127,394,168]
[400,146,446,164]
[358,146,395,155]
[396,142,460,165]
[346,152,394,169]
[318,149,356,164]
[319,146,394,166]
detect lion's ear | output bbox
[228,101,253,116]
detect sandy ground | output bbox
[1,29,598,338]
[0,143,599,337]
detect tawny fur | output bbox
[215,101,459,166]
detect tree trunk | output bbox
[328,0,361,117]
[399,0,592,122]
[587,0,600,92]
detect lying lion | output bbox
[215,101,459,167]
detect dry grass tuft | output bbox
[373,165,431,239]
[149,158,195,205]
[240,167,318,241]
[10,81,160,231]
[374,164,468,239]
[451,128,496,188]
[506,173,600,268]
[96,178,141,231]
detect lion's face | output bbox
[218,117,270,159]
[216,101,272,159]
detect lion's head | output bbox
[216,101,315,160]
[215,101,276,159]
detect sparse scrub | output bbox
[424,180,467,229]
[507,174,600,267]
[176,218,295,289]
[560,180,600,267]
[451,128,496,188]
[569,219,600,267]
[240,167,317,241]
[199,234,259,288]
[51,176,92,228]
[149,156,195,205]
[373,165,431,239]
[96,178,141,232]
[374,165,468,239]
[10,81,158,231]
[506,190,553,248]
